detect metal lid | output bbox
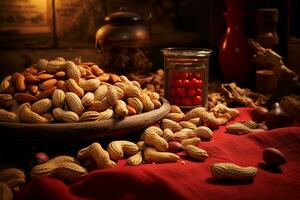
[161,48,212,57]
[104,7,143,25]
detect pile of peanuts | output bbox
[28,105,241,181]
[0,57,162,123]
[0,105,262,200]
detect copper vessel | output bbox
[95,8,152,74]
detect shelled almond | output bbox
[0,57,162,123]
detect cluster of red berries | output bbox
[169,71,203,106]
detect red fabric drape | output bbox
[16,108,300,200]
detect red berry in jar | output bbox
[191,78,198,87]
[193,96,202,105]
[176,88,186,97]
[182,79,191,88]
[193,73,201,79]
[187,88,196,97]
[194,80,203,88]
[195,88,202,96]
[182,98,193,106]
[173,79,183,87]
[180,72,190,80]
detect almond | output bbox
[126,105,136,116]
[27,84,39,94]
[56,80,67,91]
[36,87,56,100]
[97,73,110,82]
[55,71,67,79]
[39,79,57,90]
[25,74,40,84]
[14,93,37,104]
[87,101,110,112]
[13,73,26,92]
[36,73,55,81]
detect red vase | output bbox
[219,0,252,86]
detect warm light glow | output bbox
[0,0,50,33]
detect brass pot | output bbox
[95,7,150,50]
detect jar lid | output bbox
[104,7,143,25]
[161,48,212,57]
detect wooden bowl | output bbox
[0,98,170,142]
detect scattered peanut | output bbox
[107,141,139,161]
[143,147,180,163]
[226,122,265,134]
[77,142,116,169]
[31,155,87,182]
[127,151,143,166]
[184,145,208,161]
[211,163,257,181]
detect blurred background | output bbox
[0,0,299,80]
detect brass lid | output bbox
[104,7,142,25]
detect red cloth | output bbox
[16,108,300,200]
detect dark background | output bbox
[0,0,299,80]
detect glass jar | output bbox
[161,48,212,108]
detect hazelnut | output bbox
[262,147,286,167]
